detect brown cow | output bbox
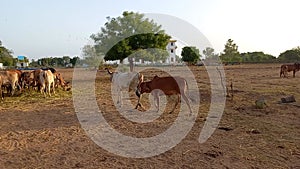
[280,63,300,78]
[137,75,192,114]
[55,73,71,91]
[0,70,20,96]
[0,75,3,100]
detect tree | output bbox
[70,56,80,67]
[0,40,15,66]
[181,46,201,64]
[241,52,276,63]
[90,11,171,68]
[203,47,219,60]
[220,39,241,63]
[278,47,300,62]
[82,45,102,67]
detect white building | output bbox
[105,39,178,65]
[16,62,29,68]
[165,40,177,64]
[0,63,3,69]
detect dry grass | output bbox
[0,65,299,168]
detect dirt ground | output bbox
[0,64,299,169]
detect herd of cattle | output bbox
[0,68,70,100]
[0,62,298,110]
[104,62,300,113]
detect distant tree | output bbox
[90,11,171,68]
[30,59,40,67]
[241,52,276,63]
[203,47,219,60]
[70,56,80,66]
[278,47,300,62]
[181,46,201,64]
[220,39,241,63]
[82,45,102,67]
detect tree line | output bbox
[182,39,300,64]
[1,11,300,68]
[83,11,300,66]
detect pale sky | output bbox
[1,0,299,60]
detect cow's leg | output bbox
[135,89,143,109]
[293,70,296,77]
[11,82,16,96]
[182,93,192,114]
[135,94,143,109]
[52,82,55,94]
[153,92,160,112]
[170,94,180,113]
[48,83,51,96]
[117,88,122,107]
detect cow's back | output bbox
[150,76,185,95]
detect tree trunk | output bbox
[128,57,134,72]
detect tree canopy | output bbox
[203,47,219,60]
[181,46,201,64]
[0,40,15,66]
[278,47,300,62]
[90,11,171,63]
[220,39,242,63]
[241,52,276,63]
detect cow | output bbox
[0,70,20,96]
[137,75,192,114]
[105,68,143,108]
[55,72,71,91]
[280,63,300,78]
[0,75,3,100]
[39,70,55,96]
[20,71,34,90]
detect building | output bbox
[16,55,29,68]
[0,63,3,69]
[105,39,179,65]
[165,40,177,64]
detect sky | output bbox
[1,0,300,60]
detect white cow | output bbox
[105,68,143,107]
[39,70,55,96]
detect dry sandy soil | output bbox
[0,64,299,169]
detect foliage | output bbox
[181,46,201,64]
[90,11,171,63]
[81,45,103,67]
[277,47,300,62]
[0,40,15,66]
[30,56,81,67]
[220,39,242,63]
[241,52,276,63]
[203,47,219,60]
[130,48,169,62]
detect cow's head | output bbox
[138,82,151,94]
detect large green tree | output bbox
[90,11,171,64]
[220,39,242,63]
[0,40,15,66]
[181,46,201,64]
[278,47,300,62]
